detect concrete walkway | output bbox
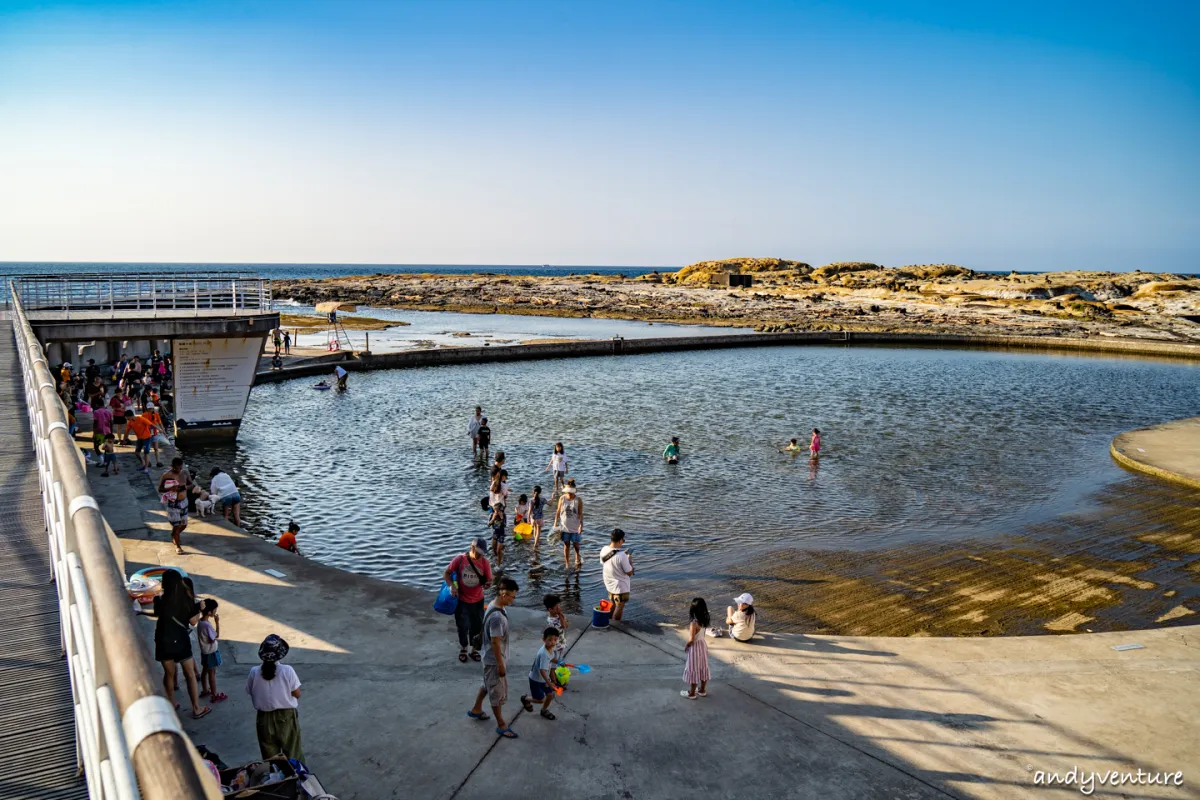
[1112,417,1200,490]
[79,443,1200,800]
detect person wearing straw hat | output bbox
[246,634,305,761]
[554,478,584,570]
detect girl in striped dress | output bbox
[682,598,711,699]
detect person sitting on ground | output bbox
[277,521,302,555]
[715,593,757,642]
[663,436,681,464]
[209,467,243,527]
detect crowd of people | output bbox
[152,569,305,761]
[445,404,780,738]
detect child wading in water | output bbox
[810,428,821,458]
[545,442,568,496]
[198,600,227,702]
[682,598,711,699]
[530,486,546,547]
[489,469,508,565]
[663,436,681,464]
[514,494,529,527]
[781,438,804,453]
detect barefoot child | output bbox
[100,435,119,477]
[682,598,711,700]
[198,600,227,702]
[520,628,560,721]
[489,470,508,565]
[780,438,803,453]
[514,494,529,526]
[544,442,568,496]
[663,436,681,464]
[163,482,189,555]
[530,486,546,546]
[810,428,821,458]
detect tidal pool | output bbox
[183,344,1200,632]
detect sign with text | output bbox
[173,337,263,432]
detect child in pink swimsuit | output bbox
[810,428,821,458]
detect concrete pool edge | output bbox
[252,329,1200,385]
[1111,417,1200,491]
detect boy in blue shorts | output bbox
[520,628,560,721]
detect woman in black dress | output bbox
[153,570,210,718]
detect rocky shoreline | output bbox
[275,259,1200,343]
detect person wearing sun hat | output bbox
[725,593,756,643]
[245,634,305,761]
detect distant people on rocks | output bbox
[663,436,681,464]
[277,521,302,555]
[469,406,483,455]
[246,634,305,761]
[444,537,493,663]
[555,478,584,570]
[209,467,242,527]
[600,529,634,623]
[153,569,210,719]
[468,576,520,739]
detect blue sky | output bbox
[1,1,1197,270]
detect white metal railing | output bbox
[9,281,211,800]
[13,274,272,318]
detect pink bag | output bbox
[75,402,92,413]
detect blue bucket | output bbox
[591,606,612,629]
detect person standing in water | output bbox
[663,436,681,464]
[544,442,568,496]
[334,365,349,390]
[555,479,584,570]
[469,406,483,455]
[810,428,821,458]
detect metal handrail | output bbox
[8,281,212,800]
[13,275,273,317]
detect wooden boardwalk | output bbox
[0,321,87,800]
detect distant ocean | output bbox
[0,262,664,281]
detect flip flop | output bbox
[495,727,519,739]
[697,690,708,697]
[458,651,468,663]
[680,691,697,700]
[192,706,212,719]
[467,710,491,721]
[519,695,534,713]
[212,692,228,702]
[540,709,556,720]
[469,651,481,662]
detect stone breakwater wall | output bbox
[253,330,1200,385]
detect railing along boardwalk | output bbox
[0,318,87,800]
[5,284,212,800]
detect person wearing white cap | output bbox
[726,594,756,643]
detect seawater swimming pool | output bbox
[183,343,1200,632]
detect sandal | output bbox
[458,650,468,663]
[467,710,491,721]
[698,689,708,697]
[495,727,519,739]
[212,692,228,702]
[192,706,212,719]
[540,709,556,720]
[469,650,481,662]
[519,695,534,713]
[680,690,698,700]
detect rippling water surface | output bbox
[182,345,1200,617]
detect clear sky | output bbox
[1,1,1197,271]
